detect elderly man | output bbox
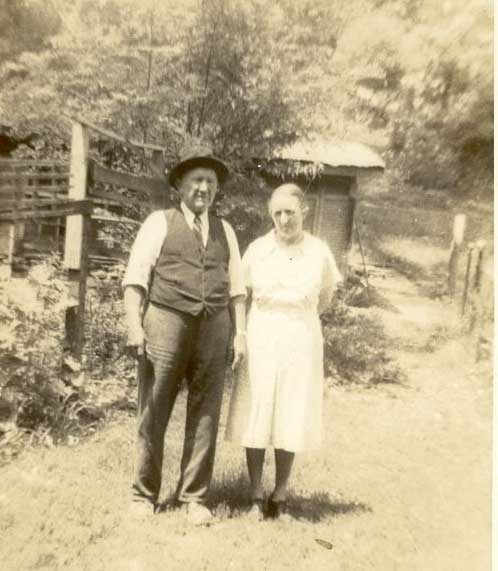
[123,144,246,524]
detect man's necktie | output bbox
[193,215,205,248]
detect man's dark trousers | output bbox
[133,302,230,505]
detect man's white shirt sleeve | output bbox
[122,211,167,292]
[221,220,245,299]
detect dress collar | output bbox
[261,230,307,256]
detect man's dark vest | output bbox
[149,208,230,316]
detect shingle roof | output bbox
[276,139,385,170]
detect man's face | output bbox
[177,167,219,215]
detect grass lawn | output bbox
[0,236,492,570]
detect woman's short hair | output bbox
[268,183,305,213]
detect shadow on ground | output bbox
[288,492,371,522]
[207,471,371,522]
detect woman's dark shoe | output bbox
[267,494,290,520]
[247,497,265,521]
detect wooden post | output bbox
[14,169,23,257]
[355,221,372,305]
[150,149,168,209]
[473,241,490,362]
[473,240,486,290]
[460,246,473,317]
[73,213,90,361]
[6,223,14,262]
[0,224,14,279]
[64,122,89,269]
[64,121,90,364]
[448,214,466,297]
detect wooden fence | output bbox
[0,122,171,271]
[0,157,140,270]
[0,119,171,363]
[0,159,70,266]
[1,122,492,365]
[459,240,492,362]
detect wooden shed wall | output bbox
[311,177,353,272]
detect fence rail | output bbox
[0,120,171,369]
[0,154,158,267]
[0,172,71,181]
[0,160,72,263]
[0,200,93,221]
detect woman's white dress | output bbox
[225,231,342,452]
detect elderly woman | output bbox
[226,183,342,520]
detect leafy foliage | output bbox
[0,257,103,449]
[0,0,492,196]
[336,0,493,192]
[0,0,490,454]
[0,0,298,169]
[84,264,134,379]
[0,0,61,60]
[322,295,404,386]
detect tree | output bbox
[172,0,297,161]
[271,0,492,193]
[0,0,297,170]
[0,0,493,195]
[0,0,61,62]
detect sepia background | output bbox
[0,0,493,569]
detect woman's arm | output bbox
[230,294,247,370]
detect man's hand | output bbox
[232,332,246,370]
[126,324,145,359]
[124,286,146,360]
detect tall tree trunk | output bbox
[196,39,214,137]
[145,11,154,93]
[142,8,154,166]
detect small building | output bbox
[254,139,385,272]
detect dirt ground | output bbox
[0,252,493,570]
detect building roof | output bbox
[276,139,385,170]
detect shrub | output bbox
[215,190,270,255]
[0,256,103,455]
[321,296,404,386]
[84,263,132,379]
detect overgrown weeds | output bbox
[85,263,134,381]
[0,256,105,462]
[322,295,404,386]
[0,253,406,464]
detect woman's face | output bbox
[270,193,304,243]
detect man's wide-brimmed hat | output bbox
[168,143,229,188]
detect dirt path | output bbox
[0,270,492,571]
